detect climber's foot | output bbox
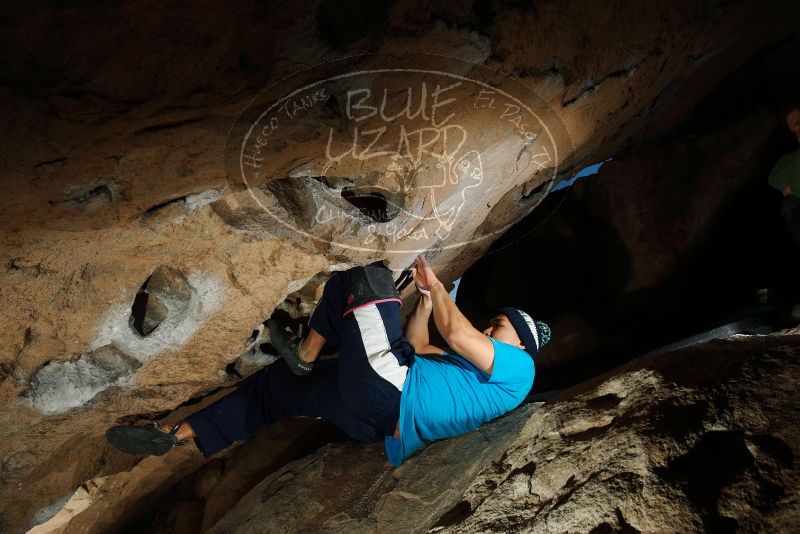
[106,422,187,456]
[267,318,314,375]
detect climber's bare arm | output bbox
[413,255,494,373]
[428,280,494,373]
[404,293,446,355]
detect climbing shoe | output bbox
[267,318,313,375]
[106,422,187,456]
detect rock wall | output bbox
[1,1,798,532]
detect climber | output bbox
[768,101,800,322]
[106,255,551,467]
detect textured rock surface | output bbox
[207,333,799,533]
[1,1,798,531]
[207,403,540,534]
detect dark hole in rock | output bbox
[341,188,391,222]
[433,499,472,528]
[129,286,168,336]
[260,342,278,354]
[129,290,148,333]
[587,393,623,410]
[225,361,243,380]
[657,430,754,531]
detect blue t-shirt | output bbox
[385,336,534,467]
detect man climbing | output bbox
[106,255,550,467]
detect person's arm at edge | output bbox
[404,294,446,355]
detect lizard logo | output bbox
[225,54,571,258]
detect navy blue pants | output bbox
[187,265,415,457]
